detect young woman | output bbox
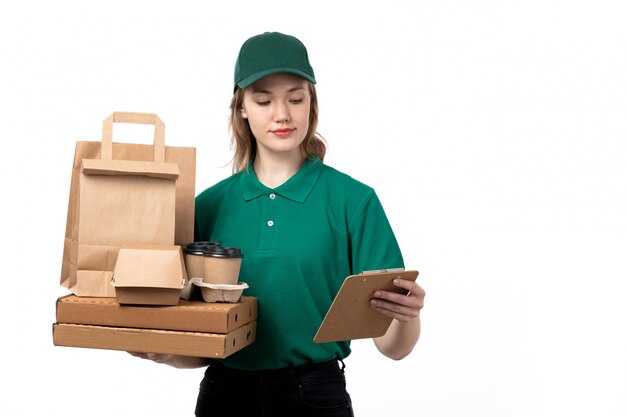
[134,32,425,417]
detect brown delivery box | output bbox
[112,244,187,305]
[53,322,256,358]
[55,294,258,333]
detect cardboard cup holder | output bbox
[183,243,245,300]
[181,278,249,303]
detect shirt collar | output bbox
[240,156,323,203]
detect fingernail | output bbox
[374,291,382,297]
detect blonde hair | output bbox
[228,82,326,173]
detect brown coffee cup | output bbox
[183,242,219,279]
[185,253,205,279]
[203,246,243,285]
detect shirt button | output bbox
[267,220,274,227]
[269,193,276,200]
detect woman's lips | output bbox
[271,128,294,137]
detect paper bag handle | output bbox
[101,112,166,163]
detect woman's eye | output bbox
[289,98,303,104]
[256,101,270,106]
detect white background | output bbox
[1,1,625,416]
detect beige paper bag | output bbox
[60,112,196,297]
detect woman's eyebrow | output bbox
[251,86,305,94]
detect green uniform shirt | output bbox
[194,157,404,370]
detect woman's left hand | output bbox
[370,278,425,323]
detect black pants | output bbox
[195,359,354,416]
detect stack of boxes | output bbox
[53,294,257,358]
[53,243,257,358]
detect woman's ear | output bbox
[240,106,248,119]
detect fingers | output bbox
[149,353,174,364]
[390,278,426,300]
[127,351,174,364]
[370,297,420,322]
[374,279,425,308]
[370,279,425,322]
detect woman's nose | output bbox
[274,101,290,123]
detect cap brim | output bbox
[236,67,316,91]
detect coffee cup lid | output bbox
[204,245,243,258]
[184,241,220,255]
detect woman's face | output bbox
[241,73,311,159]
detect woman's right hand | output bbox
[128,352,210,369]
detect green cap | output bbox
[234,32,316,91]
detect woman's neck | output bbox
[253,149,306,189]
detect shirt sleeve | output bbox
[347,189,404,274]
